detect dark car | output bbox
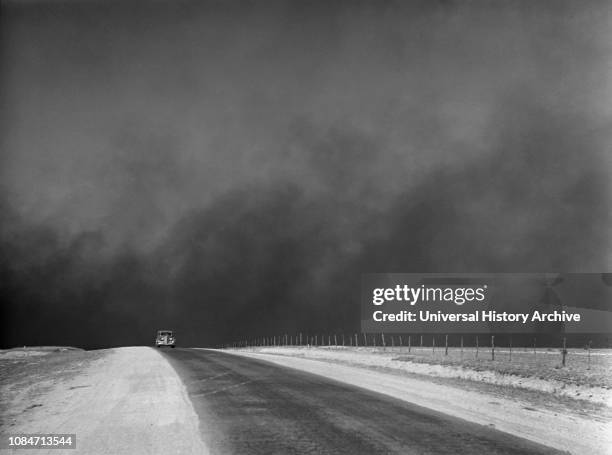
[155,330,176,348]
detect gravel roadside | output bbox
[0,347,207,455]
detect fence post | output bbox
[391,335,395,348]
[334,334,338,347]
[460,336,463,358]
[355,333,359,347]
[476,336,479,359]
[420,335,423,348]
[509,337,512,361]
[408,335,411,353]
[445,334,448,356]
[432,336,435,353]
[382,333,386,350]
[491,335,495,361]
[588,340,592,369]
[533,337,536,358]
[561,337,567,367]
[363,333,367,347]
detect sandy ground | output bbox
[232,347,612,405]
[0,347,207,455]
[0,347,83,360]
[224,348,612,455]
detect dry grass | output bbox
[386,346,612,389]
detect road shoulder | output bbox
[223,349,611,455]
[1,347,207,455]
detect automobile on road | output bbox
[155,330,176,348]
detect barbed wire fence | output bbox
[219,333,600,368]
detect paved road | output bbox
[162,348,563,455]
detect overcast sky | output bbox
[1,0,611,347]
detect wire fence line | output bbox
[220,333,601,368]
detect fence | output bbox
[220,333,598,369]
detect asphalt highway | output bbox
[162,348,563,455]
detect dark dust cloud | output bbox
[1,0,610,348]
